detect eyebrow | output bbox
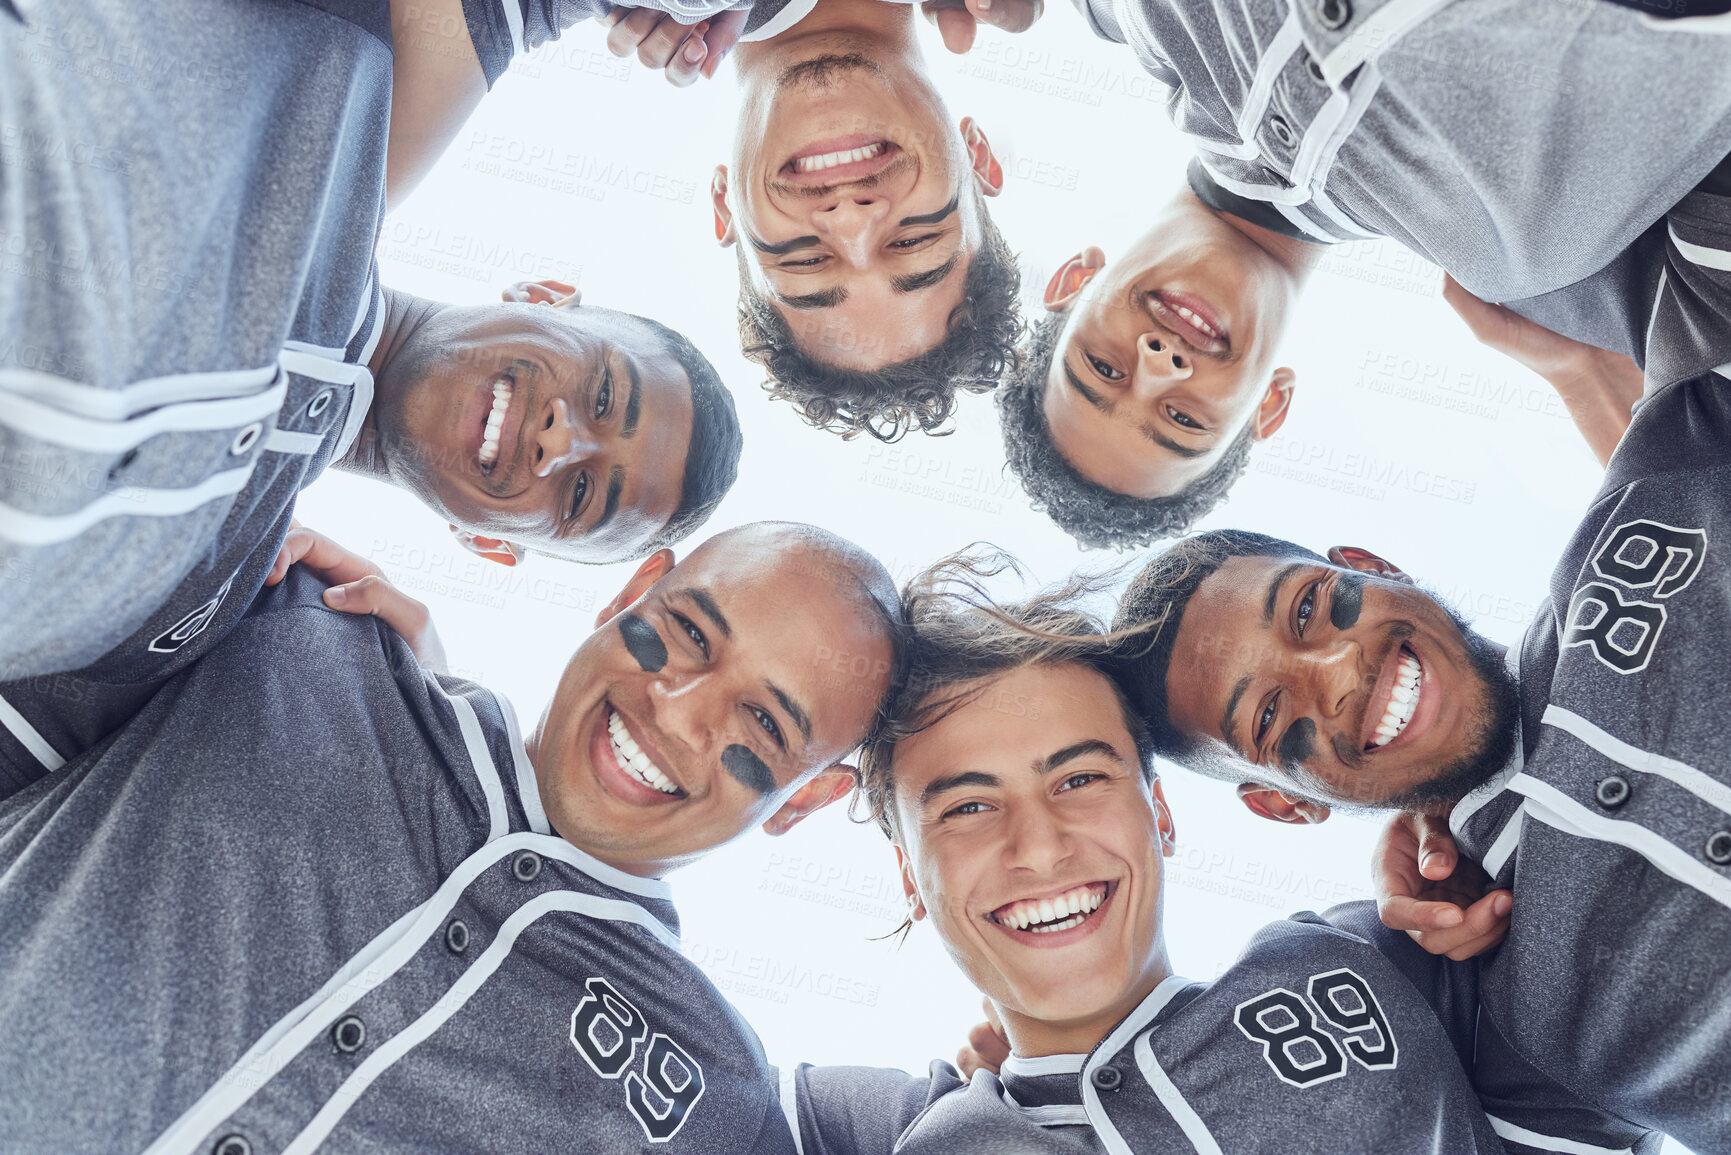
[769,682,813,744]
[921,769,999,805]
[622,358,642,438]
[1061,359,1209,460]
[1262,562,1307,626]
[595,465,625,531]
[684,588,732,639]
[892,254,959,295]
[749,233,820,256]
[1221,674,1252,749]
[776,286,848,311]
[900,193,960,228]
[1037,739,1123,775]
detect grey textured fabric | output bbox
[0,568,800,1155]
[1324,903,1663,1155]
[1073,0,1731,304]
[1449,368,1731,1152]
[790,911,1506,1154]
[0,0,394,678]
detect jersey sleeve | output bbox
[781,1061,955,1155]
[1323,903,1661,1155]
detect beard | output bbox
[1379,600,1523,811]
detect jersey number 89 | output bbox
[1234,969,1399,1088]
[571,976,707,1142]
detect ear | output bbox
[1237,783,1332,825]
[959,117,1003,199]
[761,765,857,837]
[1325,545,1412,585]
[711,165,736,248]
[1150,777,1178,857]
[1043,247,1106,312]
[1252,367,1296,440]
[895,843,928,921]
[500,279,578,306]
[593,548,676,629]
[449,524,524,568]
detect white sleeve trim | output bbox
[1669,223,1731,271]
[1543,704,1731,818]
[0,466,254,546]
[1486,1113,1635,1155]
[0,692,65,772]
[0,364,278,420]
[1509,773,1731,912]
[0,376,287,452]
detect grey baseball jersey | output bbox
[0,567,799,1154]
[1446,367,1731,1152]
[0,0,578,682]
[1072,0,1731,306]
[786,910,1506,1155]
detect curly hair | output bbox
[1111,530,1323,764]
[856,548,1158,843]
[996,311,1255,551]
[737,202,1022,442]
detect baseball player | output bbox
[994,0,1731,548]
[776,569,1650,1154]
[1109,330,1731,1147]
[0,0,739,685]
[0,520,899,1153]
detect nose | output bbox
[1001,804,1074,877]
[533,397,601,478]
[645,672,718,764]
[810,194,892,267]
[1298,639,1363,720]
[1130,331,1194,398]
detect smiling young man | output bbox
[998,0,1731,548]
[712,0,1024,440]
[0,521,899,1151]
[0,0,740,686]
[0,278,740,797]
[1111,360,1731,1146]
[771,570,1598,1153]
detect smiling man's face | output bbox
[891,663,1174,1048]
[533,525,894,875]
[1042,194,1301,500]
[716,53,1000,370]
[376,303,694,562]
[1160,552,1520,810]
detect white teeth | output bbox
[478,379,512,468]
[1370,652,1423,748]
[606,708,679,795]
[1171,303,1219,338]
[994,884,1107,933]
[793,142,887,174]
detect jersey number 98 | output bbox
[1234,969,1399,1088]
[571,976,707,1142]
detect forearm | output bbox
[386,0,488,211]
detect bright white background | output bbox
[294,9,1688,1151]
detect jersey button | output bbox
[213,1136,251,1155]
[332,1015,367,1054]
[1705,831,1731,865]
[1090,1065,1123,1092]
[229,422,263,456]
[1316,0,1351,30]
[446,918,471,954]
[307,389,334,419]
[1594,775,1631,809]
[513,850,543,882]
[1269,115,1297,149]
[1306,56,1328,85]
